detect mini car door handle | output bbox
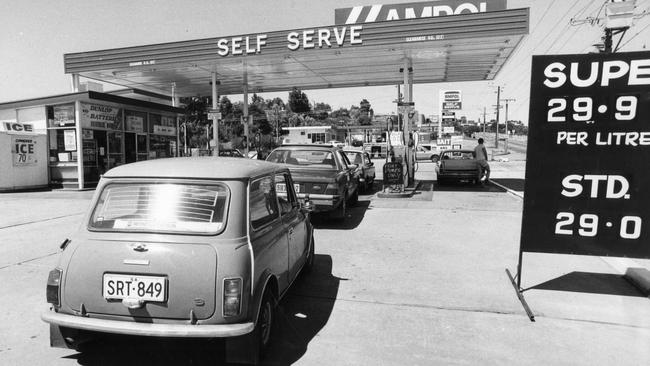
[132,243,148,252]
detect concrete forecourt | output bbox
[1,141,649,365]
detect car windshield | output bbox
[345,151,363,165]
[267,149,337,167]
[442,151,474,160]
[89,182,229,234]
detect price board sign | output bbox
[383,162,403,185]
[521,51,650,258]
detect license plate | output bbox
[103,274,166,302]
[276,183,301,193]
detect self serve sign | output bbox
[12,137,37,165]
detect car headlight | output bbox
[223,278,242,317]
[46,268,62,307]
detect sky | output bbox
[1,0,649,124]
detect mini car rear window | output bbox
[89,182,229,234]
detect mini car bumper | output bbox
[42,310,255,338]
[297,193,341,211]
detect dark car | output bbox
[41,157,314,363]
[266,144,359,220]
[435,149,481,185]
[218,149,245,157]
[343,148,375,192]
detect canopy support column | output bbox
[71,74,80,93]
[242,61,249,156]
[212,71,219,156]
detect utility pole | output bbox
[483,107,487,134]
[501,98,516,137]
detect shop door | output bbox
[125,132,137,164]
[137,133,148,161]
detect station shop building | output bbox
[0,89,183,191]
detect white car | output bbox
[327,140,345,148]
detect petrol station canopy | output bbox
[63,8,529,98]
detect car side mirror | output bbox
[301,194,314,213]
[369,162,374,167]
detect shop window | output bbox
[47,104,75,127]
[49,129,78,163]
[149,135,176,159]
[0,109,16,123]
[311,133,325,143]
[125,110,147,132]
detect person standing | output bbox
[474,138,490,184]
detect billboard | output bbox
[520,51,650,258]
[335,0,507,24]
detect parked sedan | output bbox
[343,148,375,192]
[266,144,359,220]
[435,149,481,185]
[41,157,314,364]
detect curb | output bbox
[489,179,524,199]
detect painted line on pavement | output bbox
[0,212,85,230]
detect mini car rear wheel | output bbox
[257,290,277,356]
[431,155,439,163]
[348,188,359,206]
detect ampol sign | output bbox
[335,0,507,24]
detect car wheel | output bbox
[431,155,439,163]
[256,290,277,356]
[331,193,347,220]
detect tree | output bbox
[219,96,233,117]
[288,87,311,114]
[357,99,373,125]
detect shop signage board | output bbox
[80,103,122,129]
[520,51,650,259]
[64,130,77,151]
[335,0,507,24]
[12,136,38,166]
[3,122,34,133]
[153,125,176,136]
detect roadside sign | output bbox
[208,112,221,121]
[383,162,403,185]
[442,101,462,110]
[521,51,650,259]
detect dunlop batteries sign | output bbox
[335,0,507,24]
[521,51,650,258]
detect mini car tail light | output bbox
[46,268,62,306]
[325,183,339,195]
[223,278,242,317]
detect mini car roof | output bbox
[103,157,284,180]
[276,144,337,149]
